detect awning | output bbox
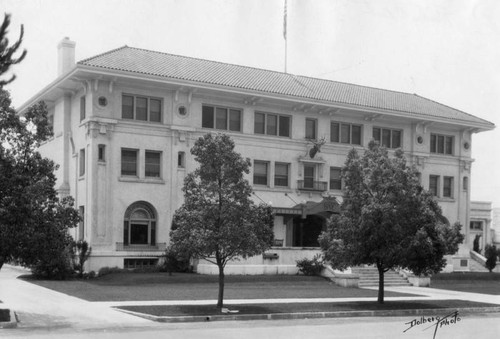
[272,196,340,218]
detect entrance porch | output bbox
[195,197,340,275]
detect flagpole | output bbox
[283,0,288,73]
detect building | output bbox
[19,38,495,274]
[469,201,493,255]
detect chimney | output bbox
[57,37,76,76]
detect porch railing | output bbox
[297,180,328,191]
[115,242,166,252]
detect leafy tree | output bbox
[170,133,274,309]
[485,244,498,272]
[1,90,80,277]
[0,13,27,87]
[319,141,464,303]
[0,14,80,278]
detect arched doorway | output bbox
[123,201,157,246]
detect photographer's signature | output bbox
[403,310,461,339]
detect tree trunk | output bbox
[217,262,225,310]
[376,263,384,304]
[0,257,4,272]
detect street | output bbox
[3,313,500,339]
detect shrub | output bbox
[296,254,325,276]
[70,240,92,278]
[97,266,124,277]
[161,246,191,275]
[485,244,498,272]
[31,246,73,280]
[473,234,481,253]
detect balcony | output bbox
[115,242,166,252]
[297,180,328,192]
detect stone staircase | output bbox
[469,257,489,272]
[351,266,412,287]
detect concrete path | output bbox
[0,265,151,330]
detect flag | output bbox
[283,0,287,40]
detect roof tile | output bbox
[78,46,493,127]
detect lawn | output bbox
[431,272,500,295]
[21,272,418,302]
[118,299,499,319]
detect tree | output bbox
[485,244,498,272]
[319,141,464,303]
[0,13,27,87]
[1,90,80,277]
[0,14,80,278]
[473,234,481,253]
[170,133,274,310]
[70,240,92,278]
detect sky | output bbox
[2,0,499,207]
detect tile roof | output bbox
[78,46,493,127]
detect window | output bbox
[178,152,185,168]
[121,94,162,122]
[145,151,161,178]
[373,127,402,148]
[98,144,105,162]
[463,176,469,191]
[443,176,454,198]
[121,149,138,176]
[430,134,453,155]
[305,119,317,139]
[123,202,156,246]
[330,167,342,190]
[79,149,85,176]
[78,206,85,240]
[48,114,54,135]
[303,164,315,188]
[429,175,439,197]
[202,105,241,131]
[274,163,289,187]
[80,96,86,121]
[254,112,291,137]
[253,161,268,186]
[470,221,483,230]
[331,122,362,145]
[124,258,158,269]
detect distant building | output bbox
[492,208,500,247]
[469,201,493,254]
[19,38,495,274]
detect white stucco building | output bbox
[19,38,495,274]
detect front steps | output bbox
[469,257,489,272]
[351,266,412,287]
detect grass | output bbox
[431,272,500,295]
[21,272,418,302]
[118,299,499,318]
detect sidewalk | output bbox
[1,264,500,330]
[0,265,151,330]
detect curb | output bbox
[0,309,18,329]
[116,306,500,323]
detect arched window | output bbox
[123,201,157,246]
